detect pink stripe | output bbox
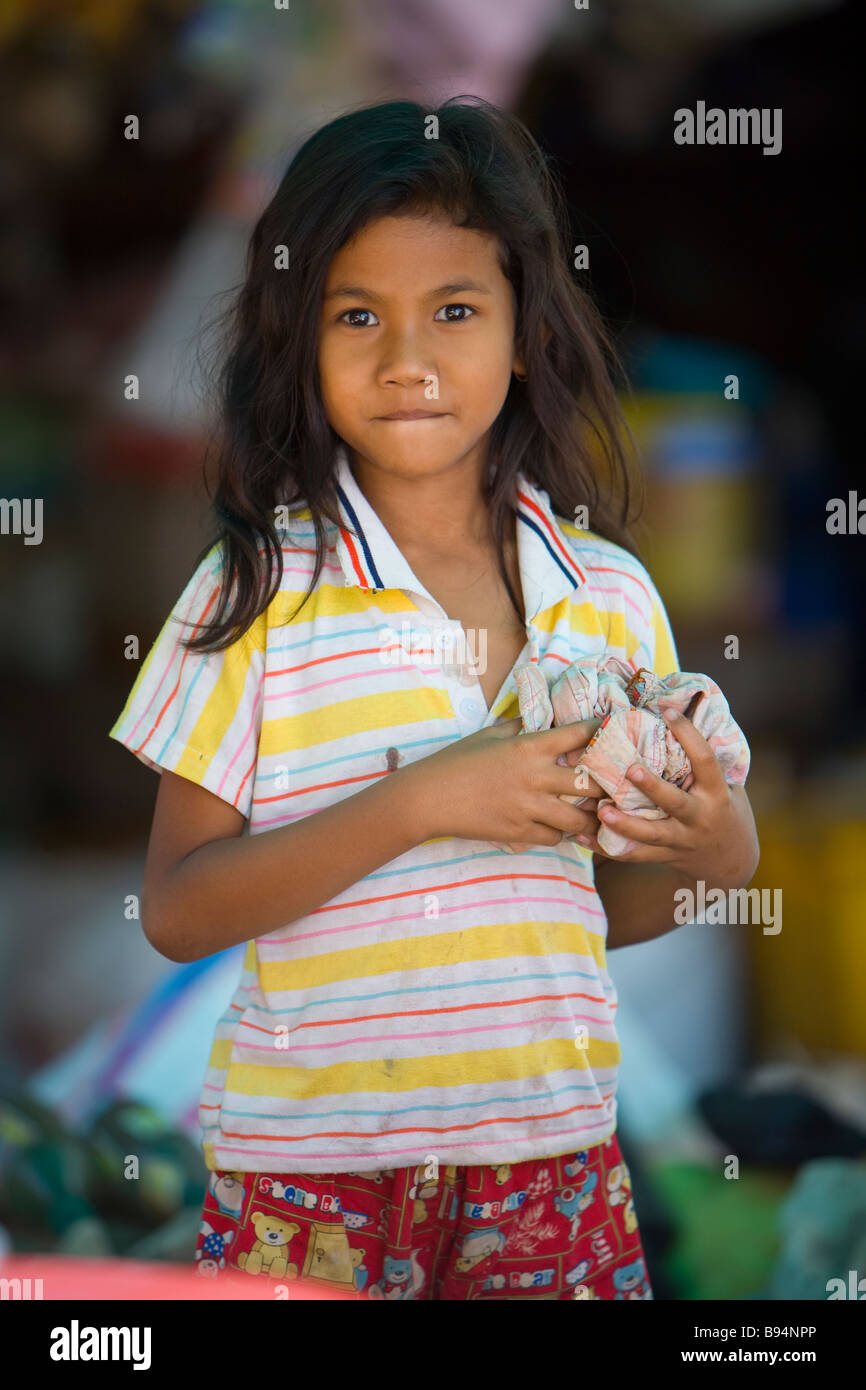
[276,561,345,578]
[206,1120,614,1164]
[214,698,260,801]
[586,583,651,631]
[258,893,605,948]
[233,1012,615,1053]
[583,562,653,607]
[124,564,214,744]
[263,662,452,702]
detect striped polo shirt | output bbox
[109,441,680,1174]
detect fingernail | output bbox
[662,707,681,721]
[576,835,592,847]
[599,807,616,821]
[627,765,644,782]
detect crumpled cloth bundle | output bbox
[498,649,750,857]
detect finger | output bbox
[495,716,525,734]
[548,766,605,802]
[657,705,728,795]
[596,802,684,851]
[531,798,601,840]
[533,719,603,755]
[622,762,699,823]
[578,831,679,866]
[556,761,605,800]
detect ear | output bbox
[513,323,552,376]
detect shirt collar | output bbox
[332,441,586,623]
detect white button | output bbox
[460,698,478,716]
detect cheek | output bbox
[317,338,357,406]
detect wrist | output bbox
[668,851,758,894]
[394,760,439,846]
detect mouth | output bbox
[376,411,448,421]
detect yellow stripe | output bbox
[171,634,260,782]
[260,686,455,754]
[257,919,607,994]
[650,600,679,676]
[213,1035,621,1098]
[268,583,421,626]
[108,623,176,738]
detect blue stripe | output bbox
[215,1079,615,1123]
[336,483,385,591]
[517,510,583,589]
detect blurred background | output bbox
[1,0,864,1300]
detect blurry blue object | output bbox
[762,1159,866,1300]
[29,948,244,1142]
[614,1006,695,1143]
[652,412,759,478]
[628,329,776,410]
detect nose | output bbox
[376,323,437,389]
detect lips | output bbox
[378,410,447,420]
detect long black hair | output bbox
[183,95,645,653]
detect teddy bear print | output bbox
[236,1211,300,1278]
[368,1251,425,1300]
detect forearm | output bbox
[594,858,693,950]
[593,786,760,950]
[156,761,430,963]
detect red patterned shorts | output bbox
[193,1131,653,1300]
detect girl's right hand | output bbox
[408,716,606,850]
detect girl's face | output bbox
[317,212,525,484]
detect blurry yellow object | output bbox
[748,811,866,1055]
[621,393,764,626]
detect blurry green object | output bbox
[650,1160,789,1300]
[0,1086,207,1260]
[85,1099,207,1226]
[763,1159,866,1300]
[0,1090,67,1148]
[126,1205,206,1263]
[1,1137,97,1236]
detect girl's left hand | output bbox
[586,704,760,889]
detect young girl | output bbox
[109,97,758,1301]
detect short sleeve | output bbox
[640,569,680,679]
[574,535,682,680]
[108,543,266,817]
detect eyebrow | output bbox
[323,280,494,303]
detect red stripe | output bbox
[339,526,370,588]
[133,583,220,754]
[517,488,586,584]
[583,563,652,607]
[213,1099,610,1141]
[308,869,595,916]
[236,990,610,1035]
[253,769,387,805]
